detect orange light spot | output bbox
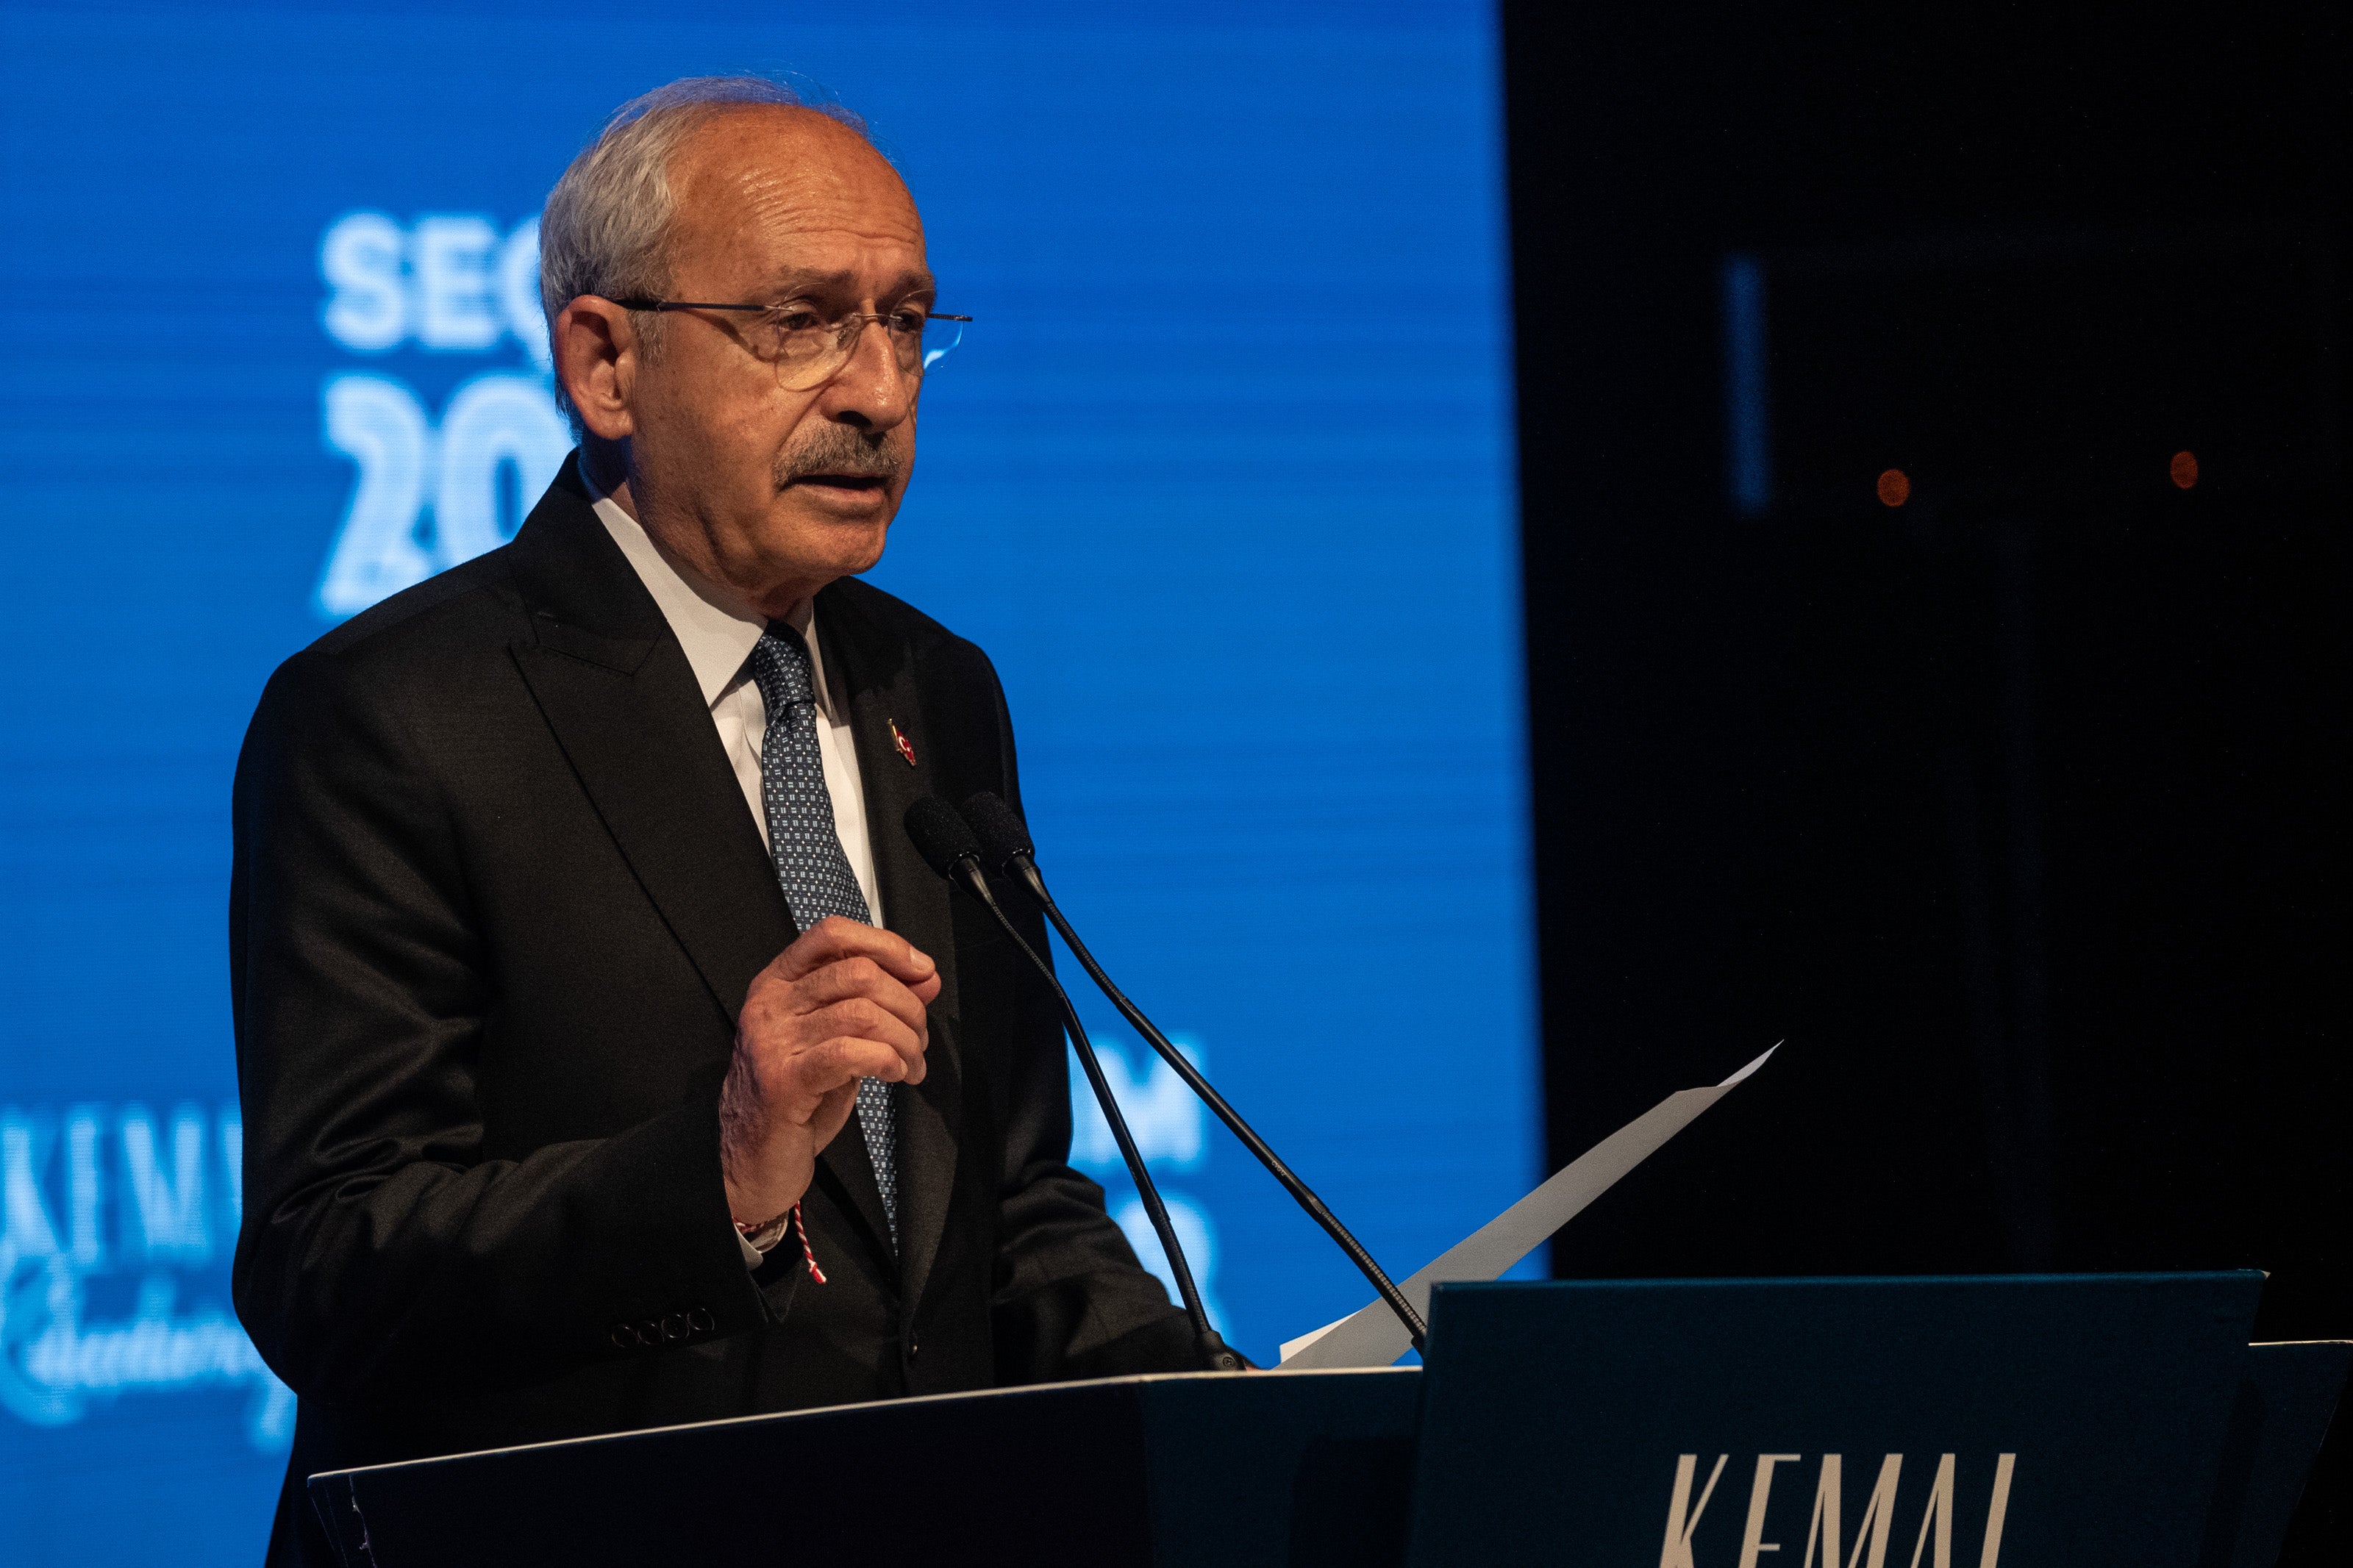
[1877,468,1911,506]
[2170,450,2199,489]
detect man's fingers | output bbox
[796,997,925,1067]
[773,916,938,988]
[792,955,932,1037]
[795,1034,924,1098]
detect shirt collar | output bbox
[583,470,832,716]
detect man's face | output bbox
[604,107,931,610]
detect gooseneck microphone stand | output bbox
[955,791,1428,1354]
[901,799,1245,1373]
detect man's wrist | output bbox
[732,1202,828,1284]
[734,1209,794,1253]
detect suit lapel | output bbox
[505,472,791,1032]
[817,583,963,1314]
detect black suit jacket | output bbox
[229,460,1194,1564]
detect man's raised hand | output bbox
[718,916,941,1227]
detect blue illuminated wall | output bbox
[0,2,1528,1559]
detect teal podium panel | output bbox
[1404,1273,2265,1567]
[2198,1339,2352,1568]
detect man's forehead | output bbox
[665,106,924,287]
[671,105,918,226]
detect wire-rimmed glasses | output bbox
[610,297,970,390]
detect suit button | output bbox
[907,1338,921,1361]
[663,1313,688,1342]
[636,1320,661,1347]
[610,1325,634,1350]
[688,1307,715,1334]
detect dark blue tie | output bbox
[747,623,897,1249]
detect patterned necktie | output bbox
[747,623,897,1250]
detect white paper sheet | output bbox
[1275,1045,1778,1370]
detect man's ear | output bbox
[553,297,640,441]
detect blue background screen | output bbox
[0,2,1529,1558]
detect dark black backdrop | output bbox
[1502,4,2349,1558]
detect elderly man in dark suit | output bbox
[230,76,1196,1564]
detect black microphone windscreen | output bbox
[903,797,984,879]
[960,792,1034,869]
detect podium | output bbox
[308,1366,1421,1567]
[310,1274,2346,1567]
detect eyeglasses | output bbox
[610,297,971,390]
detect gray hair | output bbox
[537,76,869,428]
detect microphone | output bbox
[901,798,1244,1374]
[957,791,1428,1353]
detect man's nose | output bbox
[820,318,914,429]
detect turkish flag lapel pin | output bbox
[890,720,917,767]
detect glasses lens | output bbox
[917,315,963,371]
[768,310,843,391]
[768,312,966,390]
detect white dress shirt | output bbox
[585,479,883,1267]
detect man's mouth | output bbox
[791,472,889,493]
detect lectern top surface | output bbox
[311,1364,1421,1480]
